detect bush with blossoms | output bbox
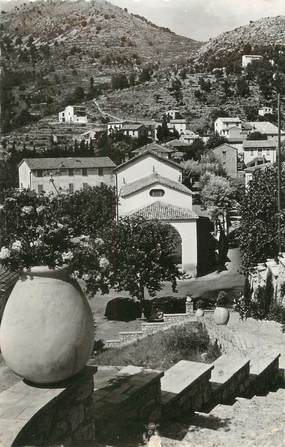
[0,189,112,295]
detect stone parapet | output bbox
[0,366,97,447]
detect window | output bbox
[36,170,43,177]
[82,168,88,176]
[38,184,43,194]
[98,167,103,176]
[68,169,74,176]
[69,183,74,193]
[150,189,165,197]
[258,149,262,156]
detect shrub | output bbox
[104,297,141,322]
[197,300,204,309]
[143,296,186,319]
[266,303,285,325]
[216,290,230,307]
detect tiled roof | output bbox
[213,143,238,152]
[131,201,198,220]
[132,143,174,154]
[247,121,280,134]
[121,124,144,131]
[114,149,183,172]
[120,173,192,197]
[216,117,241,122]
[245,163,272,173]
[20,157,116,170]
[165,140,189,148]
[243,140,277,149]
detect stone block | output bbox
[69,403,84,432]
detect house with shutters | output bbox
[212,143,238,178]
[114,146,198,275]
[18,157,115,194]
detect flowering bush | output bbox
[0,189,112,295]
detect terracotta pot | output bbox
[0,266,94,384]
[195,308,204,318]
[213,306,230,325]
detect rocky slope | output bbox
[194,15,285,69]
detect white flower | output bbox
[11,240,22,251]
[21,206,33,214]
[72,270,80,278]
[82,273,90,281]
[62,251,74,262]
[57,223,64,229]
[0,247,11,260]
[99,257,109,270]
[94,237,104,246]
[36,206,46,214]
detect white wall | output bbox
[119,184,192,215]
[116,155,182,191]
[18,162,32,189]
[171,221,197,274]
[244,148,276,165]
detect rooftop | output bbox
[121,123,145,131]
[213,143,238,152]
[120,173,192,198]
[130,201,197,221]
[245,163,272,173]
[132,143,174,154]
[114,148,182,173]
[20,157,116,170]
[243,140,277,149]
[246,121,281,134]
[165,139,189,148]
[216,117,241,122]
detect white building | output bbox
[180,130,200,144]
[242,55,263,68]
[114,146,198,275]
[58,106,88,124]
[166,110,181,120]
[214,117,242,136]
[169,119,188,135]
[258,107,273,117]
[121,123,148,139]
[18,157,115,194]
[243,140,277,165]
[107,121,126,135]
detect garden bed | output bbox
[93,322,221,371]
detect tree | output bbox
[247,131,267,140]
[185,138,205,160]
[200,173,233,222]
[236,77,250,97]
[239,166,285,271]
[206,132,228,149]
[103,217,180,309]
[157,115,170,143]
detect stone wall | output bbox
[13,367,96,447]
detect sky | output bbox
[1,0,285,41]
[110,0,285,41]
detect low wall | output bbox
[10,367,96,447]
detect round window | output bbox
[149,189,165,197]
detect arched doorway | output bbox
[167,224,182,265]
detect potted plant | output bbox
[0,193,111,384]
[213,290,230,325]
[195,299,205,318]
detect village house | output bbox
[132,142,174,159]
[169,119,188,135]
[258,106,273,117]
[166,109,182,120]
[107,121,126,135]
[242,54,263,68]
[214,117,242,136]
[73,125,108,144]
[180,129,200,145]
[226,125,250,152]
[212,143,238,178]
[18,157,115,194]
[246,121,285,140]
[58,106,88,124]
[114,146,198,275]
[243,139,277,165]
[121,123,148,139]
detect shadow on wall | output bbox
[196,217,216,277]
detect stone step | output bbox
[209,354,250,404]
[161,360,214,419]
[247,352,281,396]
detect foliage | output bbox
[236,77,249,97]
[200,173,233,220]
[102,216,180,304]
[104,297,141,321]
[239,166,285,271]
[143,296,186,319]
[94,322,221,370]
[182,152,227,187]
[216,290,229,306]
[206,132,228,150]
[247,131,267,140]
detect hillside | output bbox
[194,15,285,70]
[0,0,201,134]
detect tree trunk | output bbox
[139,284,145,319]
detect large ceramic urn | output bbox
[213,306,230,325]
[0,266,94,384]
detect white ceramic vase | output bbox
[0,266,94,384]
[213,306,230,325]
